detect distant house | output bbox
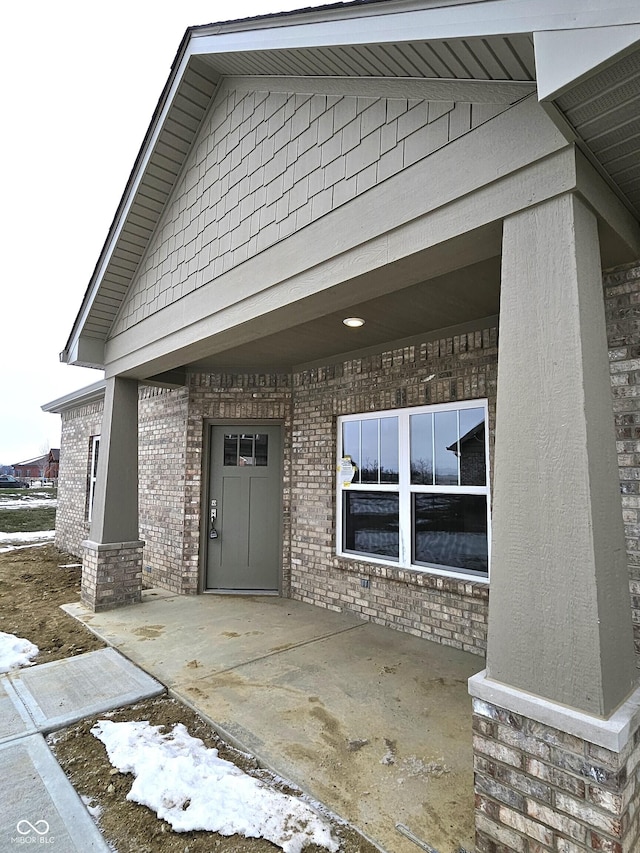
[45,449,59,479]
[13,455,47,479]
[43,3,640,851]
[13,449,60,479]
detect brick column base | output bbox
[81,540,145,611]
[469,671,640,853]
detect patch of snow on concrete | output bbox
[92,720,338,853]
[0,631,39,673]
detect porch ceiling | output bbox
[185,255,501,373]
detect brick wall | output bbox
[289,327,498,656]
[472,697,640,853]
[138,385,189,591]
[112,86,510,335]
[604,262,640,660]
[56,398,104,556]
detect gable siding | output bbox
[110,86,510,336]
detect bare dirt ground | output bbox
[0,545,378,853]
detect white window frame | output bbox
[88,435,100,522]
[336,400,491,583]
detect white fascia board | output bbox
[535,25,640,101]
[42,380,107,414]
[190,1,640,55]
[65,43,199,366]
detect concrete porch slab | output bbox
[65,590,483,853]
[0,734,109,851]
[8,647,164,733]
[63,592,364,688]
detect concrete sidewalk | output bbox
[65,590,483,853]
[0,648,163,852]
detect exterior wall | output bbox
[185,372,293,595]
[138,385,190,592]
[54,262,640,657]
[111,85,510,335]
[56,398,104,556]
[290,326,498,656]
[604,262,640,660]
[472,696,640,853]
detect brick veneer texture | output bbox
[81,541,143,611]
[56,399,104,556]
[604,263,640,661]
[289,327,497,656]
[472,697,640,853]
[138,386,190,592]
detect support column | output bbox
[81,376,143,611]
[469,193,640,852]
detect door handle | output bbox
[210,499,218,538]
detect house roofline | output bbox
[42,380,107,414]
[60,0,640,369]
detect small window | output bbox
[87,435,100,522]
[338,402,490,580]
[223,434,268,466]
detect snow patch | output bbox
[0,631,39,673]
[80,794,103,821]
[0,530,55,543]
[0,496,57,510]
[0,530,55,552]
[92,720,338,853]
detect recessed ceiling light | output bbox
[343,317,365,328]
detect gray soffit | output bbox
[555,48,640,220]
[195,34,535,81]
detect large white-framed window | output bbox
[87,435,100,522]
[337,400,490,581]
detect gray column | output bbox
[90,376,139,543]
[487,192,636,717]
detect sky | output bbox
[0,0,331,465]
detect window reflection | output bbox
[380,418,399,483]
[413,494,488,573]
[342,417,398,485]
[342,421,360,484]
[434,410,458,485]
[410,413,433,485]
[344,491,399,559]
[361,419,378,483]
[457,409,486,486]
